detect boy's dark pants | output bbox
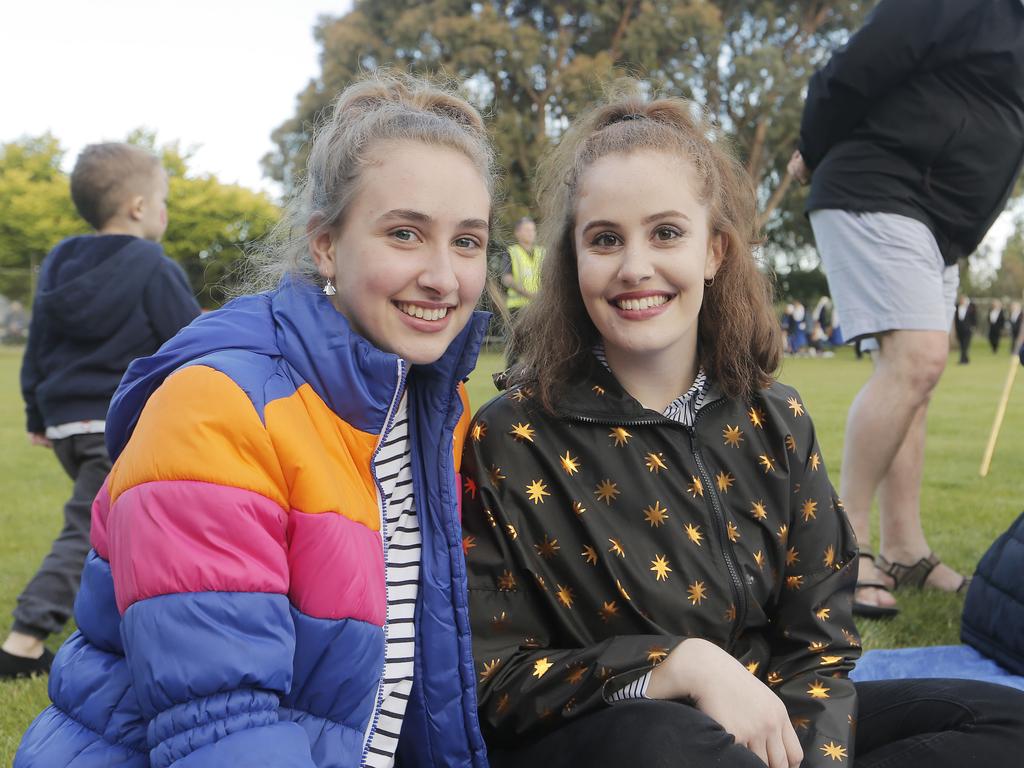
[11,434,110,639]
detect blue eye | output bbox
[454,236,481,249]
[393,228,416,242]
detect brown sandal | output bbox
[853,551,900,619]
[876,552,971,593]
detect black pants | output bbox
[12,433,110,639]
[957,330,973,363]
[487,679,1024,768]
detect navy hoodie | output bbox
[20,235,201,433]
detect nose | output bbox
[616,243,654,285]
[418,244,460,297]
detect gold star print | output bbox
[497,570,517,591]
[565,664,587,685]
[754,550,766,569]
[581,545,598,565]
[559,451,581,476]
[532,658,553,678]
[687,475,704,498]
[534,535,559,559]
[792,717,810,731]
[555,584,574,608]
[777,523,789,542]
[488,465,506,486]
[571,502,586,517]
[592,384,606,396]
[505,523,518,540]
[480,659,501,682]
[647,646,669,664]
[821,742,848,762]
[767,671,783,686]
[807,681,831,699]
[526,479,550,504]
[687,580,708,605]
[727,521,741,542]
[723,424,744,447]
[599,600,619,622]
[816,606,831,621]
[471,422,487,441]
[534,574,547,590]
[616,579,632,601]
[462,536,477,556]
[485,509,497,528]
[786,575,805,590]
[463,476,477,498]
[491,611,509,630]
[509,422,535,442]
[785,434,797,454]
[748,406,766,429]
[643,501,669,527]
[595,479,620,504]
[609,427,632,447]
[786,546,799,567]
[787,396,805,417]
[511,386,532,402]
[684,522,704,547]
[824,544,836,568]
[650,554,672,582]
[808,640,828,652]
[746,660,760,675]
[801,499,818,522]
[645,452,668,473]
[496,692,510,714]
[758,454,776,473]
[724,604,737,622]
[715,471,735,493]
[608,538,626,558]
[810,452,821,471]
[751,500,768,520]
[820,655,843,666]
[842,627,861,648]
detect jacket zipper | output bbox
[568,397,748,647]
[359,358,408,766]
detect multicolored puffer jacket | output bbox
[462,363,860,766]
[16,280,490,768]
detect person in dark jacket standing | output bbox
[463,89,1024,768]
[955,295,979,364]
[788,0,1024,616]
[1010,300,1024,354]
[1,143,200,678]
[987,298,1006,353]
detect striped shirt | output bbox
[593,345,708,704]
[363,394,420,767]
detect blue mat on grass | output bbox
[851,645,1024,691]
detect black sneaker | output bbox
[0,647,55,680]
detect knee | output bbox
[880,334,948,399]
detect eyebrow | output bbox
[580,210,691,235]
[378,209,489,231]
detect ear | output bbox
[307,217,336,279]
[705,232,725,280]
[127,195,146,222]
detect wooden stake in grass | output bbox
[980,354,1020,477]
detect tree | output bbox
[0,133,280,308]
[265,0,870,256]
[990,219,1024,300]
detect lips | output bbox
[611,294,672,311]
[395,301,451,321]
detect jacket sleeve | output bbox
[766,394,860,767]
[143,257,201,344]
[106,365,314,767]
[462,408,685,745]
[799,0,981,169]
[20,293,46,433]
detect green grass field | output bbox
[2,342,1022,762]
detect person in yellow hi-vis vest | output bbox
[501,217,543,365]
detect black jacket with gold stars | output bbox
[461,363,861,766]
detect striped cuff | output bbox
[605,670,653,703]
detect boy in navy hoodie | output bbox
[1,143,201,677]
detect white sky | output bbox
[0,1,353,197]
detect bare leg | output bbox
[839,330,949,609]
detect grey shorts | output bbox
[809,210,958,350]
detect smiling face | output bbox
[311,140,490,364]
[574,149,722,378]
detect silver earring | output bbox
[322,278,336,296]
[704,275,715,287]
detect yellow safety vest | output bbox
[507,244,543,309]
